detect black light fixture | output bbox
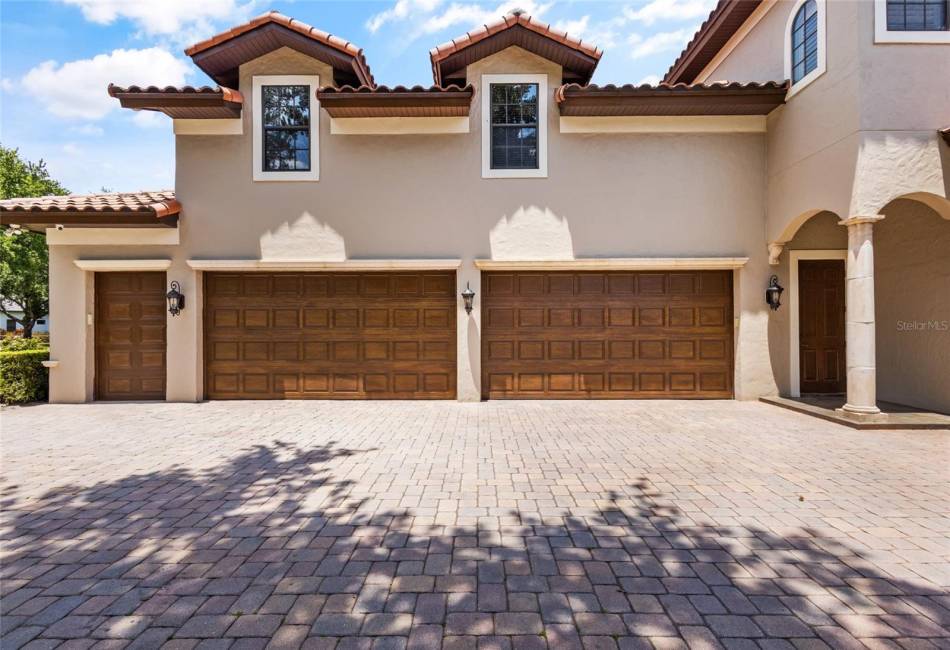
[765,274,784,311]
[166,281,185,316]
[461,282,475,315]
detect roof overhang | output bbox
[555,81,789,117]
[185,13,373,88]
[430,14,601,85]
[0,192,181,229]
[108,85,243,119]
[941,127,950,145]
[317,85,474,118]
[664,0,764,84]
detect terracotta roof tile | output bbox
[430,12,601,63]
[430,11,601,84]
[317,84,474,117]
[0,191,180,223]
[555,81,788,116]
[108,85,243,103]
[184,10,373,86]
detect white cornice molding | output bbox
[186,259,463,271]
[74,259,172,271]
[330,117,469,135]
[559,115,766,134]
[48,227,179,246]
[473,257,749,270]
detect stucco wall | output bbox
[48,46,779,402]
[874,200,950,414]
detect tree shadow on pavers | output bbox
[1,454,948,649]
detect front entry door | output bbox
[799,259,846,394]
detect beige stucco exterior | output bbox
[45,4,949,412]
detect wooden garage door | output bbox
[204,272,456,399]
[95,272,167,400]
[481,271,733,399]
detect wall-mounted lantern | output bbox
[765,275,784,311]
[461,282,475,315]
[166,281,185,316]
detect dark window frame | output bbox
[791,0,820,85]
[489,82,540,171]
[885,0,949,31]
[261,84,312,173]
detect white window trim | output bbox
[874,0,950,43]
[481,73,548,179]
[783,0,827,100]
[788,249,847,398]
[252,75,319,182]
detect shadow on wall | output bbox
[260,212,347,261]
[1,441,947,646]
[875,196,950,414]
[490,206,574,261]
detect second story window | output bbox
[490,83,539,170]
[481,74,548,179]
[886,0,948,30]
[262,85,310,172]
[791,0,819,84]
[252,75,319,182]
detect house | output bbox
[1,1,947,417]
[2,301,49,335]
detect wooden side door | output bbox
[799,259,846,394]
[95,272,167,400]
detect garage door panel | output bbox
[205,272,456,399]
[482,271,733,399]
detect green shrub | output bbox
[0,349,49,404]
[1,335,49,351]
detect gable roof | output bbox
[430,11,602,85]
[0,191,180,228]
[664,0,764,85]
[184,11,373,88]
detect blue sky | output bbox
[0,0,715,194]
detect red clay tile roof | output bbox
[0,191,180,227]
[430,11,602,85]
[108,85,243,119]
[185,10,373,87]
[555,81,788,116]
[317,85,474,118]
[664,0,763,85]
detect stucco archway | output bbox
[767,208,840,264]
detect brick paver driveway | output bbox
[1,400,948,650]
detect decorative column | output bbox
[838,215,885,418]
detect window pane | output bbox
[262,84,311,172]
[887,0,948,30]
[790,0,818,84]
[489,82,540,170]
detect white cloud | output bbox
[627,28,694,59]
[624,0,716,26]
[552,15,589,36]
[69,124,105,136]
[22,48,190,121]
[62,143,83,155]
[367,0,444,33]
[1,78,15,92]
[131,110,166,128]
[59,0,257,44]
[367,0,551,42]
[638,73,662,85]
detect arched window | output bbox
[791,0,819,84]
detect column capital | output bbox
[838,214,885,227]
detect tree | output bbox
[0,145,68,337]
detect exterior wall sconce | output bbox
[461,282,475,315]
[166,281,185,316]
[765,274,784,311]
